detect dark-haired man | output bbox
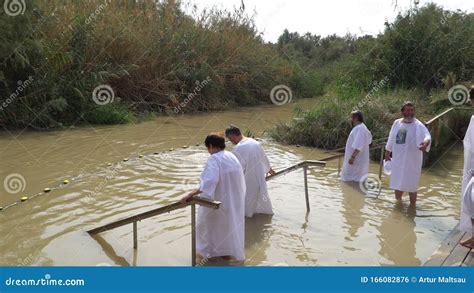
[340,111,373,182]
[182,133,246,262]
[385,102,431,205]
[225,125,276,217]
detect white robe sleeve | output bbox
[386,120,398,152]
[258,143,271,173]
[351,127,364,151]
[199,156,220,200]
[417,121,432,152]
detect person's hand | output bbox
[349,157,355,165]
[268,168,276,176]
[180,192,195,204]
[418,142,429,152]
[385,152,392,161]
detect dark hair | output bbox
[224,125,241,137]
[401,101,415,111]
[351,110,364,123]
[205,133,226,149]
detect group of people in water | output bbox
[181,90,474,263]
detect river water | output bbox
[0,100,464,266]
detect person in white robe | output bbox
[182,133,246,262]
[385,102,431,205]
[460,87,474,248]
[225,125,276,218]
[340,111,373,182]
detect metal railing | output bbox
[87,160,326,265]
[87,196,220,266]
[265,160,326,212]
[322,144,386,179]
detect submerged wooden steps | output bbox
[424,223,474,266]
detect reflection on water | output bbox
[0,100,465,266]
[378,203,420,266]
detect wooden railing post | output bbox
[303,165,310,212]
[191,204,196,266]
[133,221,138,249]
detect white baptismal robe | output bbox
[233,138,273,218]
[340,123,373,182]
[460,115,474,232]
[197,150,246,261]
[386,118,431,193]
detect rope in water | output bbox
[0,143,201,212]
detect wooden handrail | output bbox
[266,160,326,182]
[87,196,220,235]
[425,108,454,126]
[320,143,386,162]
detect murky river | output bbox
[0,100,464,266]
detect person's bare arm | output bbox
[181,189,202,204]
[385,150,392,161]
[348,149,360,165]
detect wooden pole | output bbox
[191,204,196,266]
[133,221,138,249]
[304,166,310,212]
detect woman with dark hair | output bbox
[181,133,246,262]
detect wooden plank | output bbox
[424,224,466,266]
[442,242,470,266]
[462,250,474,266]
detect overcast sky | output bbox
[187,0,473,42]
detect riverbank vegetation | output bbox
[270,3,473,150]
[0,0,294,129]
[0,0,472,134]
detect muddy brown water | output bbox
[0,100,464,266]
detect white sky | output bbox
[187,0,473,42]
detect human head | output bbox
[351,110,364,126]
[204,133,226,154]
[224,125,243,145]
[401,101,416,120]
